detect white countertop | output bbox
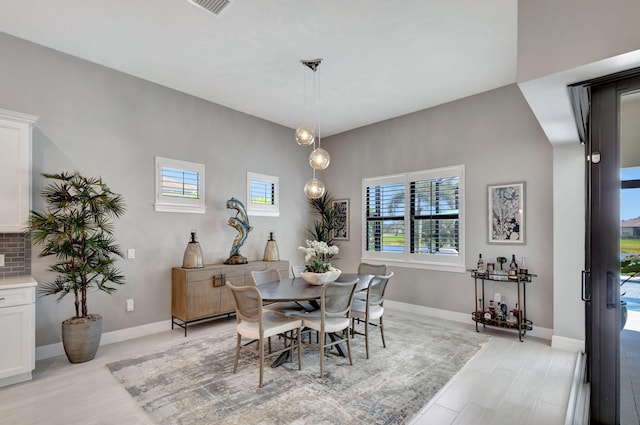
[0,275,37,289]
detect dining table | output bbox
[257,273,371,303]
[256,273,372,367]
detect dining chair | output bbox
[225,282,302,388]
[357,262,388,275]
[350,272,394,359]
[291,265,305,278]
[353,263,389,301]
[251,269,306,318]
[292,278,359,377]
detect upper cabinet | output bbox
[0,109,38,233]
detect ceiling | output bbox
[0,0,517,137]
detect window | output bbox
[362,165,465,272]
[246,172,279,217]
[155,157,205,214]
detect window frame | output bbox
[246,172,279,217]
[154,157,206,214]
[361,165,465,273]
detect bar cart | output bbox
[470,270,535,342]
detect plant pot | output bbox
[62,314,102,363]
[621,300,628,332]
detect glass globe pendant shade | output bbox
[309,147,330,170]
[295,124,315,146]
[304,177,325,199]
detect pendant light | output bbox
[296,58,330,199]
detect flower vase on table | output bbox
[298,240,341,285]
[300,268,342,285]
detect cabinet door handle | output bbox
[0,297,5,301]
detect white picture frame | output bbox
[488,182,525,244]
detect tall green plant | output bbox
[27,172,126,319]
[308,192,338,245]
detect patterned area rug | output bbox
[107,316,489,425]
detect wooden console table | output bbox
[171,260,289,336]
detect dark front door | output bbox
[587,74,640,424]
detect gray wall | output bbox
[0,30,556,346]
[0,32,312,346]
[322,85,555,329]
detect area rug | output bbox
[107,316,489,425]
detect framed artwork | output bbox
[488,182,525,244]
[331,199,350,240]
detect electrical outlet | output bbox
[126,299,134,312]
[0,254,4,267]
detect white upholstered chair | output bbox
[292,278,359,377]
[251,269,305,318]
[351,272,393,359]
[225,282,302,388]
[357,263,388,275]
[291,265,305,278]
[353,263,389,301]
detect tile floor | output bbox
[406,317,576,425]
[622,311,640,425]
[0,313,577,425]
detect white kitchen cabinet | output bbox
[0,109,38,232]
[0,276,37,388]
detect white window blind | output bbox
[161,167,200,199]
[155,157,205,214]
[247,172,279,217]
[362,165,465,273]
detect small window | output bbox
[155,157,205,214]
[247,172,279,217]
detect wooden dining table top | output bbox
[256,273,372,302]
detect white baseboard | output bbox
[552,335,585,352]
[35,319,171,361]
[385,300,553,341]
[36,302,569,361]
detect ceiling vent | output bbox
[188,0,231,15]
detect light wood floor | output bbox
[0,315,576,425]
[622,311,640,425]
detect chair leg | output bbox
[258,338,264,388]
[345,327,353,366]
[233,333,241,374]
[296,328,302,370]
[364,316,370,359]
[380,316,386,348]
[288,330,294,364]
[319,331,325,378]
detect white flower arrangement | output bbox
[298,240,339,273]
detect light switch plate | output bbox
[127,249,135,259]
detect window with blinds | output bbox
[362,165,465,272]
[365,183,405,253]
[161,167,200,199]
[154,157,205,214]
[410,176,459,255]
[247,172,279,217]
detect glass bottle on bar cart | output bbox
[508,255,518,279]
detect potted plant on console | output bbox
[27,172,126,363]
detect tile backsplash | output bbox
[0,233,31,279]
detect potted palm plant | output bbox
[308,192,339,245]
[27,172,126,363]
